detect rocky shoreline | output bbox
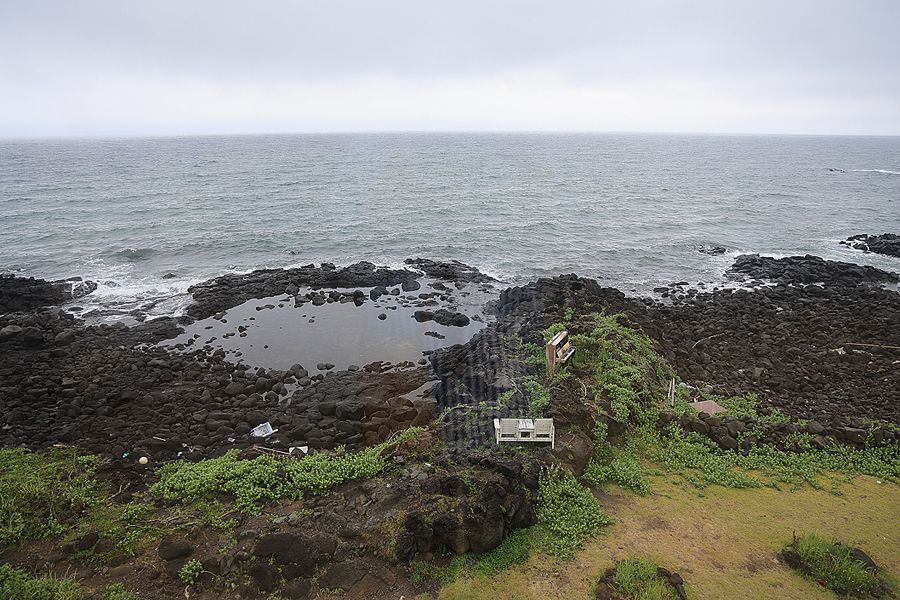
[2,253,898,460]
[1,254,899,599]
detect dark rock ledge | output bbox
[185,259,496,321]
[0,274,96,313]
[842,233,900,259]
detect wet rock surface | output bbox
[0,261,494,460]
[636,258,900,449]
[842,233,900,259]
[0,274,97,313]
[403,258,498,284]
[728,253,899,287]
[186,258,498,322]
[186,261,421,320]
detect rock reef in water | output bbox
[841,233,900,259]
[728,253,899,286]
[404,258,498,284]
[0,274,96,313]
[186,261,419,320]
[186,259,496,321]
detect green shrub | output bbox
[178,559,203,585]
[563,312,674,427]
[582,452,651,497]
[613,556,678,600]
[582,420,652,496]
[792,533,878,595]
[535,466,613,558]
[523,378,551,417]
[102,582,141,600]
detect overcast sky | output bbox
[2,0,899,137]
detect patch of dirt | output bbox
[743,552,778,574]
[590,489,636,512]
[639,516,671,532]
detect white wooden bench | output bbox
[546,331,576,374]
[493,418,555,449]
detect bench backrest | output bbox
[498,419,518,438]
[533,419,554,437]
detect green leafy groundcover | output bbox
[150,427,428,512]
[406,528,534,584]
[0,447,103,546]
[535,465,613,558]
[613,556,681,600]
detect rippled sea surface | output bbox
[2,133,899,320]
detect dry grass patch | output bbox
[439,475,898,600]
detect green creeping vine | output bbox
[542,313,670,495]
[405,529,534,585]
[582,423,652,496]
[470,527,533,576]
[671,390,791,429]
[0,447,104,547]
[150,427,430,513]
[649,424,900,493]
[534,465,613,559]
[566,313,674,426]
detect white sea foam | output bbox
[852,169,900,175]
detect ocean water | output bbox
[2,133,899,323]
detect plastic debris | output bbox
[250,422,277,438]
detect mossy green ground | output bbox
[439,474,898,600]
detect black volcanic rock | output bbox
[728,254,899,287]
[186,262,419,319]
[0,275,97,313]
[842,233,900,258]
[404,258,497,284]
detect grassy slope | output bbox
[440,474,898,600]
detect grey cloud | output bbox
[1,0,899,135]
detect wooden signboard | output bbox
[546,330,576,374]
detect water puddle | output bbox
[161,280,494,371]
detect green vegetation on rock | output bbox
[532,311,900,499]
[612,556,682,600]
[0,563,140,600]
[534,465,613,558]
[150,426,429,514]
